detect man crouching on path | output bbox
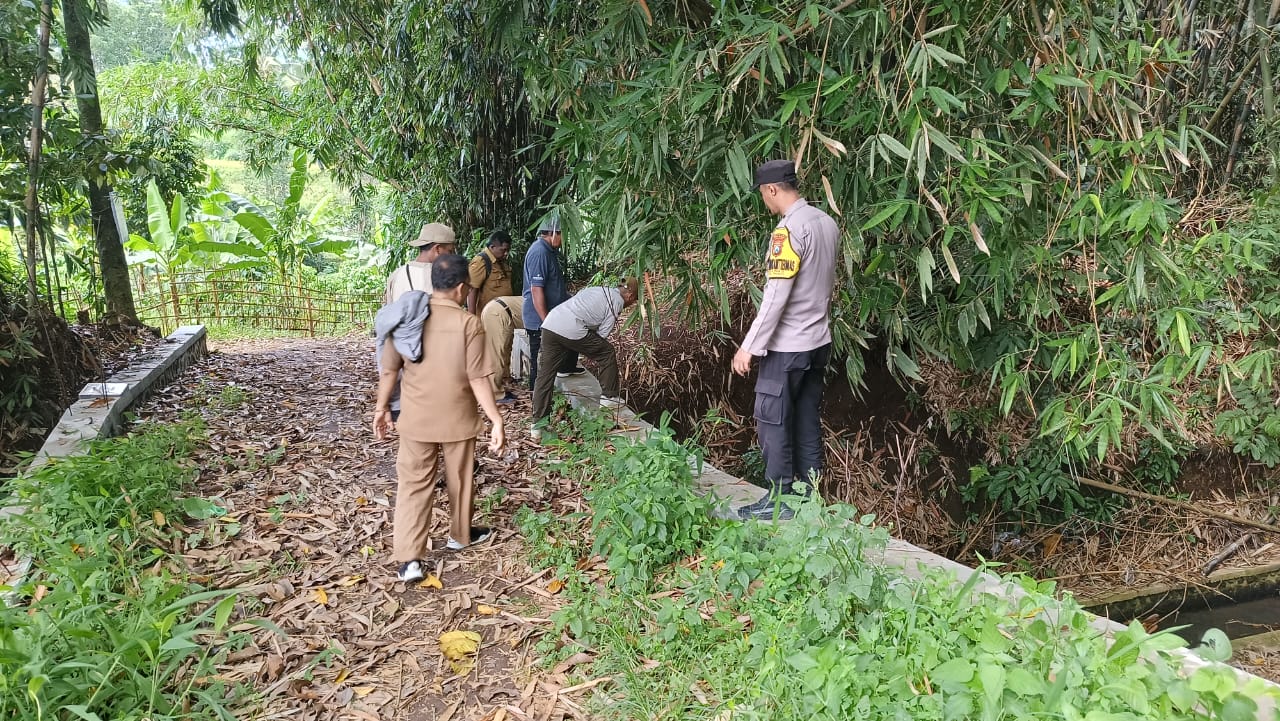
[531,278,639,442]
[373,253,506,583]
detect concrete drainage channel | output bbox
[1086,563,1280,650]
[551,369,1280,718]
[0,325,208,587]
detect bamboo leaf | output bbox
[940,243,961,284]
[812,127,848,157]
[821,175,842,216]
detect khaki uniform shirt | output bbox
[468,249,513,310]
[385,261,432,304]
[741,198,839,355]
[381,297,493,442]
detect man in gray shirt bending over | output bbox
[531,278,640,440]
[731,159,839,520]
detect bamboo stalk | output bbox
[22,0,53,306]
[1078,476,1280,535]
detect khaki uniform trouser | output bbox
[393,437,475,561]
[481,296,524,397]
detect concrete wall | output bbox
[1,325,208,589]
[550,370,1280,717]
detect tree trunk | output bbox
[24,0,54,306]
[61,0,138,324]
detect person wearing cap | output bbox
[731,159,839,521]
[466,230,514,314]
[385,222,457,304]
[381,222,458,421]
[522,212,583,391]
[480,294,524,405]
[531,278,640,439]
[374,253,506,583]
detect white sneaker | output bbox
[397,560,425,582]
[446,527,494,551]
[599,396,625,409]
[530,427,542,443]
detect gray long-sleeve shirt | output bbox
[740,198,839,355]
[541,286,625,341]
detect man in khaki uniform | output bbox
[466,230,514,313]
[385,223,456,304]
[480,295,523,405]
[374,254,506,583]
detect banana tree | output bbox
[124,178,196,319]
[198,149,352,285]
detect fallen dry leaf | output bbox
[440,629,482,675]
[419,574,443,589]
[477,604,498,615]
[547,579,564,594]
[313,588,329,605]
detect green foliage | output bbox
[114,127,208,243]
[0,420,255,719]
[963,441,1097,523]
[91,0,181,70]
[527,414,1280,720]
[1215,388,1280,467]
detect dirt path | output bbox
[140,334,585,721]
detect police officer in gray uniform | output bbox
[732,159,839,520]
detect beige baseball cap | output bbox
[410,222,455,247]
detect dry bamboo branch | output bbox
[1203,506,1278,576]
[1078,476,1280,535]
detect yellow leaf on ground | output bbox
[338,575,364,587]
[153,510,167,527]
[476,604,498,615]
[547,579,565,594]
[335,668,350,684]
[355,496,368,506]
[439,630,481,675]
[313,588,328,605]
[352,686,375,697]
[419,574,443,589]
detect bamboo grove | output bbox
[24,0,1280,484]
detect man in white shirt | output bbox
[531,278,639,433]
[385,223,457,303]
[381,222,457,420]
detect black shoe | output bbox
[556,367,587,378]
[737,494,795,521]
[447,526,494,550]
[497,392,518,405]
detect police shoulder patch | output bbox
[765,227,800,279]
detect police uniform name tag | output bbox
[766,226,800,279]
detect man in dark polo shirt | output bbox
[522,212,582,390]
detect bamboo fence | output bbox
[133,271,381,336]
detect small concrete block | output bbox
[79,382,132,398]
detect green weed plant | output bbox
[0,420,259,720]
[522,415,1280,720]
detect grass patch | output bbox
[203,322,367,341]
[520,414,1280,720]
[0,419,264,719]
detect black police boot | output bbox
[737,477,796,521]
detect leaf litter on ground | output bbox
[139,334,587,720]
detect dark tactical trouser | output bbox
[527,328,580,391]
[754,343,831,494]
[532,329,619,421]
